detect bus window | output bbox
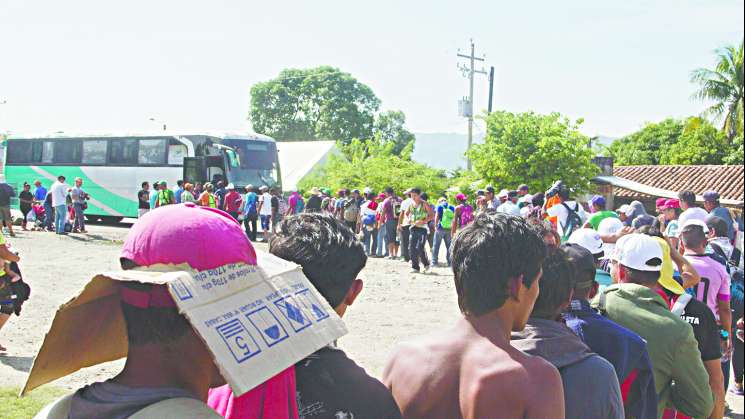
[139,139,166,165]
[6,141,41,163]
[109,139,138,165]
[54,140,82,164]
[82,140,107,165]
[42,141,54,163]
[168,139,187,165]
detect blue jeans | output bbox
[43,202,54,230]
[376,226,387,256]
[432,228,452,265]
[54,204,67,234]
[362,226,377,255]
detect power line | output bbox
[457,40,488,171]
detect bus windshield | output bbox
[222,139,279,188]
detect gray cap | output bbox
[702,190,720,202]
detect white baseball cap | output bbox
[616,204,633,217]
[567,228,604,255]
[598,217,624,237]
[226,183,235,190]
[604,233,635,262]
[498,189,509,198]
[680,218,709,234]
[617,234,663,272]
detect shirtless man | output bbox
[383,213,564,419]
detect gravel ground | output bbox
[0,220,741,418]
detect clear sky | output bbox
[1,0,742,138]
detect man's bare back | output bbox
[383,316,564,419]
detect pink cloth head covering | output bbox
[121,202,256,270]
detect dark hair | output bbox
[531,192,545,207]
[420,192,428,201]
[141,181,149,188]
[119,259,191,346]
[531,248,575,319]
[706,216,728,238]
[270,213,367,307]
[678,190,696,206]
[622,266,660,285]
[177,180,184,187]
[384,187,394,195]
[557,187,570,201]
[410,187,422,195]
[57,175,65,181]
[636,225,663,238]
[680,225,707,249]
[451,212,546,316]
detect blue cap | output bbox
[590,195,606,207]
[703,190,720,201]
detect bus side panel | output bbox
[4,165,181,218]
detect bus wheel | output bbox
[100,216,124,224]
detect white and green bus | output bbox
[2,132,281,222]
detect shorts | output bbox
[385,220,398,245]
[260,214,271,231]
[0,207,11,223]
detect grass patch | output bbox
[0,386,68,419]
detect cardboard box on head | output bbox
[22,203,347,397]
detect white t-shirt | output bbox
[49,181,69,207]
[360,201,377,217]
[547,201,587,237]
[679,207,709,228]
[259,192,273,215]
[399,198,414,226]
[496,201,521,216]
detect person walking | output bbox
[198,183,217,208]
[70,177,89,233]
[149,181,160,210]
[49,176,69,235]
[155,181,175,207]
[359,192,378,256]
[222,183,242,221]
[451,193,474,237]
[257,186,272,242]
[432,197,455,266]
[242,185,258,241]
[137,182,150,218]
[181,183,196,204]
[381,188,399,259]
[398,189,414,262]
[18,183,34,231]
[405,188,433,274]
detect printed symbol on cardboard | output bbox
[216,318,261,363]
[295,288,330,322]
[246,307,289,347]
[170,278,193,301]
[274,296,312,332]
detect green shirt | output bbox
[157,189,175,207]
[587,210,619,230]
[593,284,714,419]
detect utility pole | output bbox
[487,66,495,113]
[457,40,487,171]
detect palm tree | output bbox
[691,40,744,141]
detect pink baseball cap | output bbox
[121,202,256,271]
[655,198,667,207]
[662,199,680,210]
[456,193,467,201]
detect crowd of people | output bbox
[1,174,744,418]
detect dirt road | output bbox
[1,221,742,418]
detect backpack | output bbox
[440,206,455,229]
[294,196,305,214]
[343,198,360,222]
[459,204,474,226]
[560,202,583,242]
[709,242,744,304]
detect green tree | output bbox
[608,118,684,165]
[298,139,449,196]
[660,117,729,164]
[467,111,599,194]
[249,66,380,143]
[372,110,416,155]
[691,41,744,140]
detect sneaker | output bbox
[423,266,431,274]
[409,269,420,274]
[730,385,744,396]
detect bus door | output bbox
[183,155,226,185]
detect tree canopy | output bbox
[372,110,416,155]
[691,40,744,141]
[467,111,599,194]
[298,139,449,196]
[249,66,380,143]
[608,117,732,165]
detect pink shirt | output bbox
[685,254,730,320]
[208,367,299,419]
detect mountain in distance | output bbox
[411,132,484,172]
[412,133,618,171]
